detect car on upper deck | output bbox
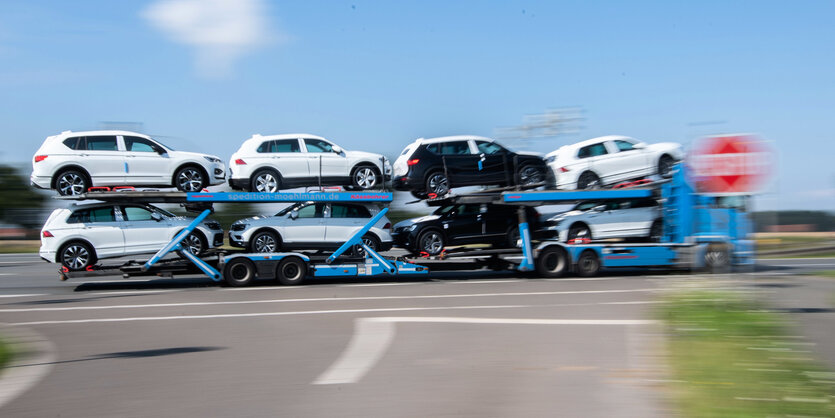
[392,136,550,199]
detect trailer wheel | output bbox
[276,257,307,286]
[576,250,601,277]
[535,246,568,278]
[224,258,255,287]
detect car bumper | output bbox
[39,248,56,263]
[30,175,51,190]
[392,176,417,191]
[228,178,249,191]
[391,231,415,250]
[228,232,246,248]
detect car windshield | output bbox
[433,205,456,215]
[148,205,175,217]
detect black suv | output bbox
[392,136,551,198]
[392,203,544,255]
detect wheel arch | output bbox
[51,165,92,189]
[171,163,208,187]
[57,238,98,262]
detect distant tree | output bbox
[0,165,47,229]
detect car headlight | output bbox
[407,224,418,231]
[545,155,556,163]
[204,156,221,163]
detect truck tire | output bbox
[276,257,306,286]
[576,250,601,277]
[224,257,255,287]
[535,246,568,278]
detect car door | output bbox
[325,204,371,243]
[608,139,651,181]
[441,204,483,244]
[123,136,170,185]
[575,142,611,185]
[303,138,348,184]
[71,206,125,258]
[74,135,126,186]
[582,141,625,184]
[474,140,513,185]
[434,140,479,186]
[281,203,327,245]
[267,138,308,182]
[119,205,173,254]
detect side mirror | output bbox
[289,209,299,220]
[331,145,343,154]
[632,143,646,149]
[592,204,607,212]
[151,212,163,222]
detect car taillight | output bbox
[235,159,246,165]
[42,230,54,238]
[407,159,420,166]
[383,223,391,229]
[559,167,569,173]
[34,155,48,163]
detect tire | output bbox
[250,169,280,193]
[249,230,280,253]
[649,219,663,243]
[352,166,380,190]
[179,231,206,257]
[174,166,207,192]
[658,155,674,178]
[416,229,444,256]
[704,244,730,273]
[223,258,255,287]
[576,250,601,277]
[58,241,97,271]
[535,246,568,278]
[505,225,521,248]
[425,172,450,197]
[276,256,307,286]
[517,165,545,187]
[353,234,381,257]
[567,223,592,242]
[576,172,600,190]
[55,169,89,196]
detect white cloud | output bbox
[142,0,274,78]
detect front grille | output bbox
[230,224,246,231]
[213,233,223,246]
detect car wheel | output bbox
[567,224,592,242]
[250,230,280,253]
[276,256,307,285]
[174,166,206,192]
[251,169,280,193]
[425,172,450,197]
[576,250,601,277]
[59,241,96,271]
[180,231,206,256]
[576,172,600,190]
[517,165,545,187]
[535,246,568,278]
[224,257,255,287]
[353,234,381,257]
[506,225,521,248]
[417,229,444,256]
[352,166,380,190]
[649,219,663,243]
[658,155,674,178]
[55,170,89,196]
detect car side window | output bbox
[304,138,335,153]
[125,137,159,153]
[425,144,439,154]
[257,141,272,153]
[475,141,504,155]
[82,136,119,151]
[63,137,80,150]
[274,139,300,153]
[457,204,480,216]
[297,203,325,218]
[439,141,471,155]
[67,207,116,223]
[121,206,154,221]
[614,140,636,152]
[330,204,370,218]
[577,143,608,159]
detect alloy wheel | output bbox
[177,168,204,192]
[253,233,277,252]
[254,173,278,192]
[427,173,450,196]
[420,232,443,254]
[355,168,377,189]
[57,173,86,196]
[62,244,89,270]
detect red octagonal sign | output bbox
[688,134,772,195]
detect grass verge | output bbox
[807,270,835,278]
[659,292,835,417]
[0,335,12,370]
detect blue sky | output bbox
[1,1,833,210]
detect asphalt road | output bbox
[0,254,833,417]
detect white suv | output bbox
[228,134,392,192]
[543,198,663,243]
[31,130,226,195]
[545,135,683,189]
[40,202,223,270]
[229,202,393,253]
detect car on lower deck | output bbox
[40,203,223,270]
[228,202,393,253]
[392,136,550,198]
[541,198,662,243]
[392,203,545,255]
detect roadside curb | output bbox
[0,324,56,409]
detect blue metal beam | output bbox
[503,189,653,203]
[186,191,393,203]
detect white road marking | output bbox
[0,294,46,298]
[770,263,835,267]
[83,289,184,296]
[453,280,526,284]
[313,316,657,385]
[0,288,658,313]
